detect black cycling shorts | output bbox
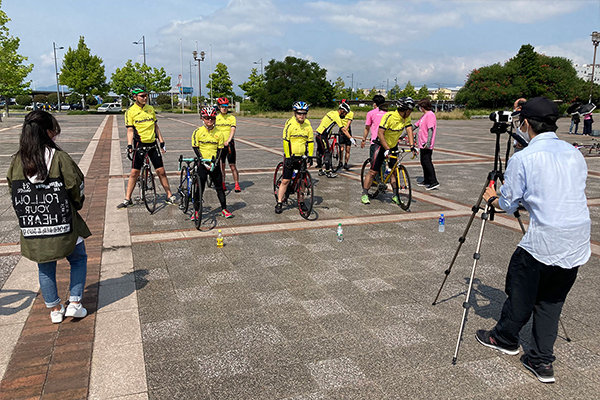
[132,142,163,170]
[371,143,397,173]
[282,158,303,180]
[338,127,353,146]
[220,139,237,164]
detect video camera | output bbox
[489,111,513,134]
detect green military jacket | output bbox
[7,150,91,263]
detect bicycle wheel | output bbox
[141,166,157,214]
[178,167,190,213]
[273,161,284,201]
[297,171,313,219]
[396,164,412,211]
[360,158,381,198]
[331,142,342,172]
[192,173,203,229]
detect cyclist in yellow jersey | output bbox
[117,86,175,209]
[315,102,354,178]
[361,97,416,205]
[191,106,232,219]
[215,97,241,192]
[275,101,314,214]
[338,100,354,170]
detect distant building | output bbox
[574,63,600,85]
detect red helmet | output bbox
[217,97,229,106]
[200,106,217,118]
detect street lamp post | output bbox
[193,50,206,114]
[254,58,263,76]
[53,42,64,111]
[133,36,146,65]
[589,31,600,103]
[346,73,353,100]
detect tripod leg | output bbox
[452,204,491,364]
[433,179,490,305]
[559,317,572,342]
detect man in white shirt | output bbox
[476,97,591,384]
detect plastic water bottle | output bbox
[292,169,298,179]
[384,166,391,179]
[336,223,344,242]
[438,214,445,232]
[217,230,224,248]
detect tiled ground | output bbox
[0,113,599,399]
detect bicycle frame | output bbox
[380,148,412,185]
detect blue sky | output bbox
[4,0,600,94]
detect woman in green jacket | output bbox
[7,111,91,323]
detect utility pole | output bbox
[590,31,600,103]
[254,58,263,76]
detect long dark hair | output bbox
[19,110,61,180]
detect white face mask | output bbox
[516,120,529,143]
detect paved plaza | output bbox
[0,113,599,399]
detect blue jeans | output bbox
[38,242,87,308]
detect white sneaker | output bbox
[50,304,65,324]
[65,302,87,318]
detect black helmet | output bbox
[396,97,415,111]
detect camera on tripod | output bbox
[489,111,512,134]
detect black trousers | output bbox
[583,119,592,135]
[492,247,578,365]
[315,134,331,170]
[197,165,226,210]
[419,148,438,185]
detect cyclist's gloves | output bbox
[384,149,390,157]
[350,138,356,146]
[127,144,133,153]
[160,142,166,151]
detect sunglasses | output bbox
[202,117,216,120]
[295,111,308,115]
[136,94,148,98]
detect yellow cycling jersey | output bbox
[316,110,344,135]
[283,117,314,158]
[125,104,157,143]
[342,111,354,128]
[379,111,412,148]
[191,125,224,160]
[215,113,236,141]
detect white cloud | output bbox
[40,52,55,67]
[460,0,582,23]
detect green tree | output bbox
[33,94,48,103]
[417,85,430,100]
[389,84,401,100]
[111,60,171,97]
[15,94,31,106]
[239,68,265,102]
[332,77,347,100]
[60,36,108,108]
[0,0,33,118]
[155,94,171,106]
[400,81,417,98]
[207,62,234,100]
[367,87,378,98]
[66,92,81,105]
[435,90,448,101]
[257,56,334,110]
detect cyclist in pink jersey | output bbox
[362,95,387,159]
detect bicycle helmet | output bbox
[217,97,229,106]
[131,85,146,95]
[396,97,415,111]
[339,101,351,113]
[292,101,309,112]
[200,106,218,118]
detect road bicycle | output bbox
[573,139,600,157]
[317,133,343,172]
[177,155,197,214]
[273,155,314,219]
[360,147,415,211]
[178,155,216,229]
[127,144,157,214]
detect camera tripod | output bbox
[431,123,570,364]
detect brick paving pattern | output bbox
[0,117,112,400]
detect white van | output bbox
[97,103,122,113]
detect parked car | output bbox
[60,104,71,110]
[69,103,88,110]
[97,103,122,113]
